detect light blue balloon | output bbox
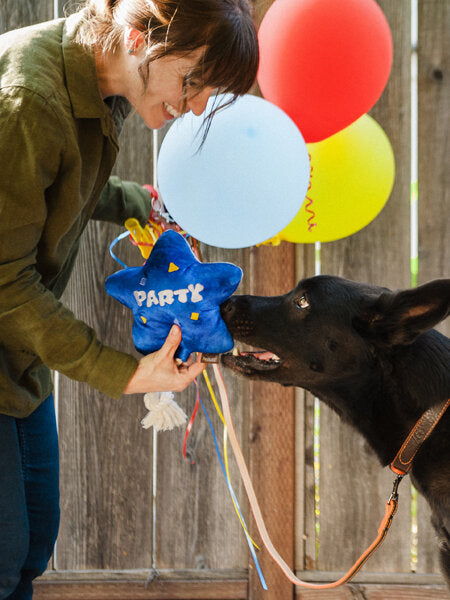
[157,94,310,249]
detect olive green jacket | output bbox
[0,11,151,416]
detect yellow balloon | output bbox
[278,114,395,243]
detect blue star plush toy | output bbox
[105,230,242,362]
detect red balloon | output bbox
[257,0,393,142]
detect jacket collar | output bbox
[62,10,112,123]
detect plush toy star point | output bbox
[105,230,242,362]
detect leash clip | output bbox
[388,474,403,503]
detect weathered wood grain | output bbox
[295,584,449,600]
[34,579,247,599]
[416,0,450,575]
[0,0,52,33]
[295,247,317,572]
[246,243,296,599]
[417,0,450,320]
[57,113,155,569]
[154,245,250,570]
[362,583,449,600]
[316,0,413,575]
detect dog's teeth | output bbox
[232,346,240,356]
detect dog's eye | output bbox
[296,295,310,309]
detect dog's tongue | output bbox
[255,351,277,361]
[241,351,279,361]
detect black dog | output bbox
[220,275,450,586]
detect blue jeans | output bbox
[0,396,60,600]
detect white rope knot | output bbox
[141,392,187,431]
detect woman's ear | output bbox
[124,27,145,54]
[367,279,450,346]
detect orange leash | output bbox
[213,362,449,590]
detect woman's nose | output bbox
[187,87,214,116]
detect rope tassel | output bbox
[141,392,187,431]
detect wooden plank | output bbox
[57,114,155,569]
[295,584,449,600]
[37,568,247,581]
[417,0,450,318]
[0,0,52,34]
[294,387,312,571]
[155,245,250,571]
[35,573,449,600]
[301,391,318,572]
[244,1,299,596]
[362,584,450,600]
[416,0,450,576]
[294,570,445,585]
[247,243,296,599]
[35,571,450,600]
[317,0,413,575]
[34,579,247,600]
[295,245,317,572]
[296,588,355,600]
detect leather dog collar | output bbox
[391,398,450,476]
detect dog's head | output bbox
[220,275,450,391]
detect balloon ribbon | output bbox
[211,363,398,589]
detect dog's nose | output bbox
[221,296,251,321]
[220,298,234,319]
[220,296,246,321]
[221,296,255,336]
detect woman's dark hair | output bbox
[77,0,259,125]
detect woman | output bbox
[0,0,258,597]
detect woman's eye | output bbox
[296,295,310,309]
[183,76,200,89]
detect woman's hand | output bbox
[123,325,205,394]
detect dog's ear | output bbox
[359,279,450,346]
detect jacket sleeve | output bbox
[92,176,152,226]
[0,88,138,399]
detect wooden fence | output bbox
[1,0,448,598]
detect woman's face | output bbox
[125,48,215,130]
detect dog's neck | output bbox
[310,329,450,468]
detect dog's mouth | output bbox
[221,346,284,373]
